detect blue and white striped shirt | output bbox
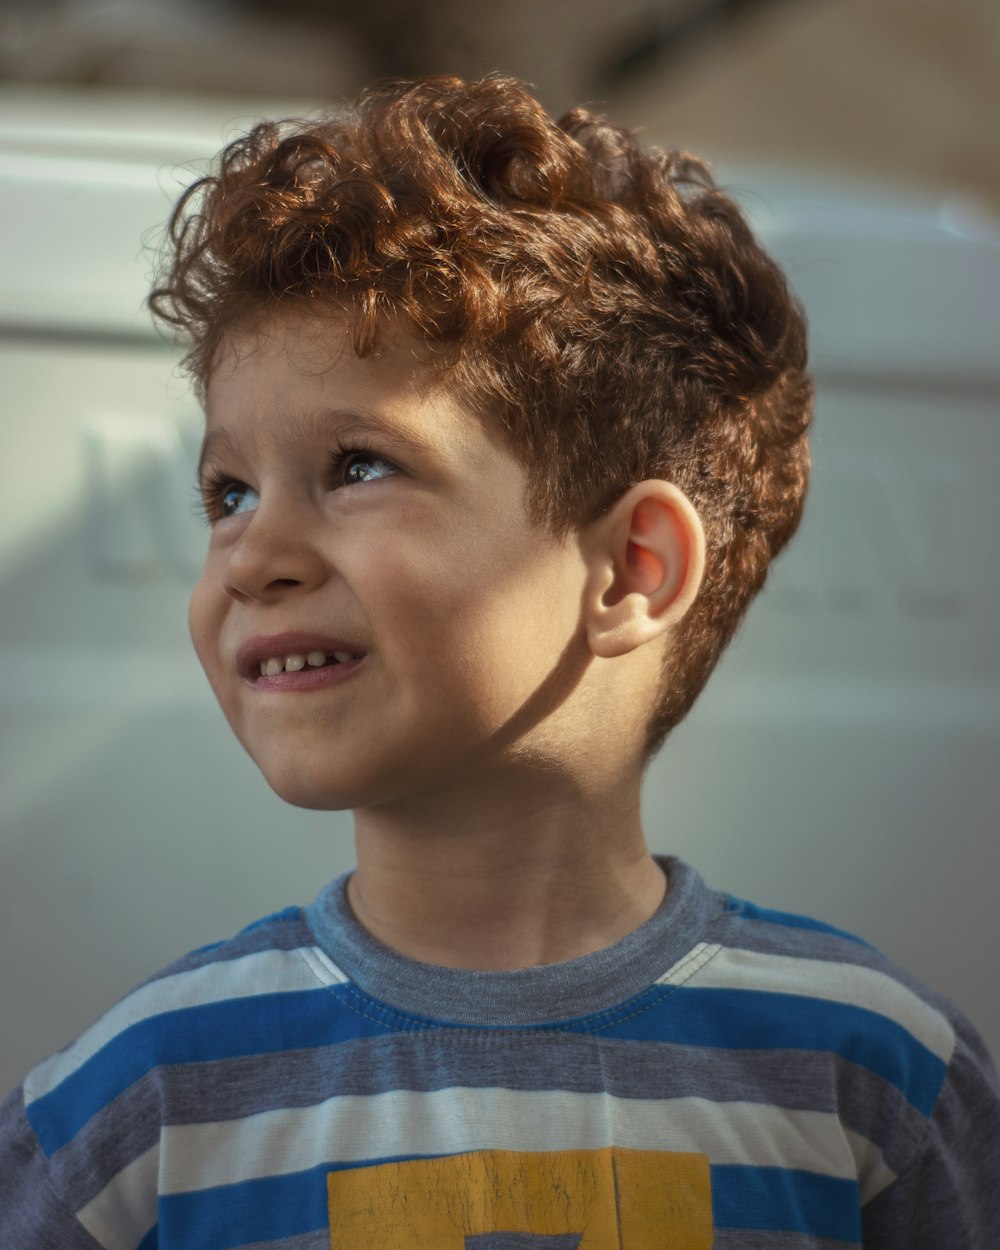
[2,857,998,1248]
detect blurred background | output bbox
[1,0,998,1091]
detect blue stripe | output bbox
[158,1164,333,1249]
[28,986,393,1156]
[157,1156,421,1250]
[136,1225,158,1250]
[712,1164,862,1242]
[32,978,944,1160]
[724,896,874,947]
[572,987,947,1115]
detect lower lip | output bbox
[246,655,366,693]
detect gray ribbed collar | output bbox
[305,855,722,1026]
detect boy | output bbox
[1,73,997,1248]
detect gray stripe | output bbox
[48,1028,922,1207]
[306,857,723,1027]
[47,1077,161,1215]
[713,1231,856,1250]
[707,904,945,999]
[175,1028,922,1142]
[140,911,315,987]
[241,1234,583,1250]
[240,1226,856,1250]
[239,1233,331,1250]
[710,913,890,971]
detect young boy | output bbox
[1,74,997,1249]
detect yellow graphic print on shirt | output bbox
[328,1146,713,1249]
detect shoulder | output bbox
[689,887,999,1197]
[10,904,360,1244]
[22,903,347,1164]
[704,889,983,1056]
[695,891,969,1100]
[2,904,347,1247]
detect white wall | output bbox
[1,93,998,1095]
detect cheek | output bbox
[187,573,220,674]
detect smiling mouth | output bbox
[257,649,362,678]
[250,651,367,692]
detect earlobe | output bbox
[585,482,705,660]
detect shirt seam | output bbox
[858,1038,959,1209]
[17,1094,108,1250]
[303,942,725,1035]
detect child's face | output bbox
[189,311,594,811]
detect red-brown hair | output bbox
[149,73,812,755]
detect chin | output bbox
[273,786,355,812]
[246,733,465,813]
[245,750,364,812]
[262,768,362,811]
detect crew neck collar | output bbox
[305,855,721,1027]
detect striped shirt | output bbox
[1,856,998,1248]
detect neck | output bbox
[347,768,666,971]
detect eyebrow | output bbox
[197,405,441,483]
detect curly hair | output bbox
[149,73,812,756]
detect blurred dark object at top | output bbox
[0,0,787,110]
[594,0,795,89]
[1,0,997,216]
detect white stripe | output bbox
[682,945,955,1062]
[844,1127,898,1204]
[153,1087,881,1194]
[654,941,722,987]
[25,946,348,1106]
[76,1142,159,1250]
[298,943,351,988]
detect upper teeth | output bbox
[259,651,356,676]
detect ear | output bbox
[583,481,706,660]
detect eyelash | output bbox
[194,439,397,525]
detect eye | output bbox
[197,472,259,523]
[340,449,400,486]
[219,482,259,517]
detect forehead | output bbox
[201,310,486,461]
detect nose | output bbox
[221,499,326,604]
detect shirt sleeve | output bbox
[0,1084,106,1250]
[861,1020,1000,1248]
